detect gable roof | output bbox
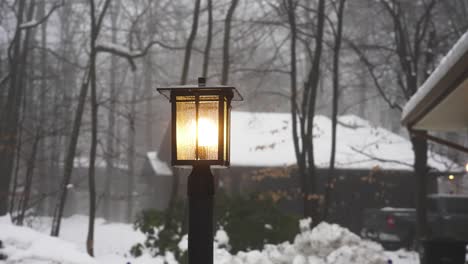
[230,112,458,171]
[149,111,460,175]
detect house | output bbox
[402,31,468,195]
[143,111,459,232]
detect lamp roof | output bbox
[157,84,243,101]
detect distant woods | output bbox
[0,0,466,256]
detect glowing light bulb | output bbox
[183,117,218,160]
[197,118,218,147]
[465,163,468,172]
[448,175,455,181]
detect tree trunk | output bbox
[202,0,213,78]
[85,0,113,255]
[126,74,138,222]
[86,48,98,257]
[50,0,113,236]
[180,0,201,85]
[221,0,239,85]
[304,0,325,221]
[0,0,27,216]
[37,0,48,215]
[165,0,201,230]
[50,62,91,236]
[104,0,119,220]
[17,133,40,225]
[323,0,345,221]
[286,0,305,218]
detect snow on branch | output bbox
[19,3,62,30]
[95,41,160,71]
[0,73,10,86]
[350,146,413,168]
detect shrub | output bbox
[131,191,299,260]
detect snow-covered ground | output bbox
[0,215,419,264]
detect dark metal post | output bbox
[187,165,214,264]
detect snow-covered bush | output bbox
[213,221,388,264]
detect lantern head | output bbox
[157,78,242,167]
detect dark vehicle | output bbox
[361,194,468,250]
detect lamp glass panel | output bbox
[176,96,196,160]
[223,99,228,160]
[198,95,219,160]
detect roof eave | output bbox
[401,37,468,130]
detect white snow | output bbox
[29,215,145,259]
[73,156,128,170]
[19,20,38,29]
[178,234,188,252]
[95,42,138,57]
[147,151,173,176]
[215,229,230,247]
[230,111,459,171]
[0,215,419,264]
[0,215,97,264]
[299,217,312,232]
[402,31,468,120]
[215,222,392,264]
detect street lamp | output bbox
[157,77,242,264]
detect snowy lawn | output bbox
[0,215,418,264]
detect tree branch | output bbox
[346,39,403,111]
[350,146,413,168]
[0,73,10,87]
[95,41,159,71]
[19,2,62,30]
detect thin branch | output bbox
[0,73,10,86]
[95,41,158,71]
[350,146,413,168]
[94,0,112,39]
[346,39,403,111]
[19,2,62,30]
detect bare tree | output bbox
[349,0,437,241]
[165,0,202,231]
[323,0,346,221]
[104,0,120,220]
[0,0,59,216]
[286,0,326,220]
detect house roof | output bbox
[230,112,458,171]
[401,32,468,131]
[146,152,173,176]
[149,111,459,175]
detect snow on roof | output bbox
[230,111,459,171]
[402,31,468,120]
[147,151,173,176]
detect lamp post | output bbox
[157,77,242,264]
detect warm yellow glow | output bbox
[177,117,219,160]
[448,175,455,181]
[175,97,221,161]
[197,118,218,147]
[465,163,468,172]
[184,118,219,147]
